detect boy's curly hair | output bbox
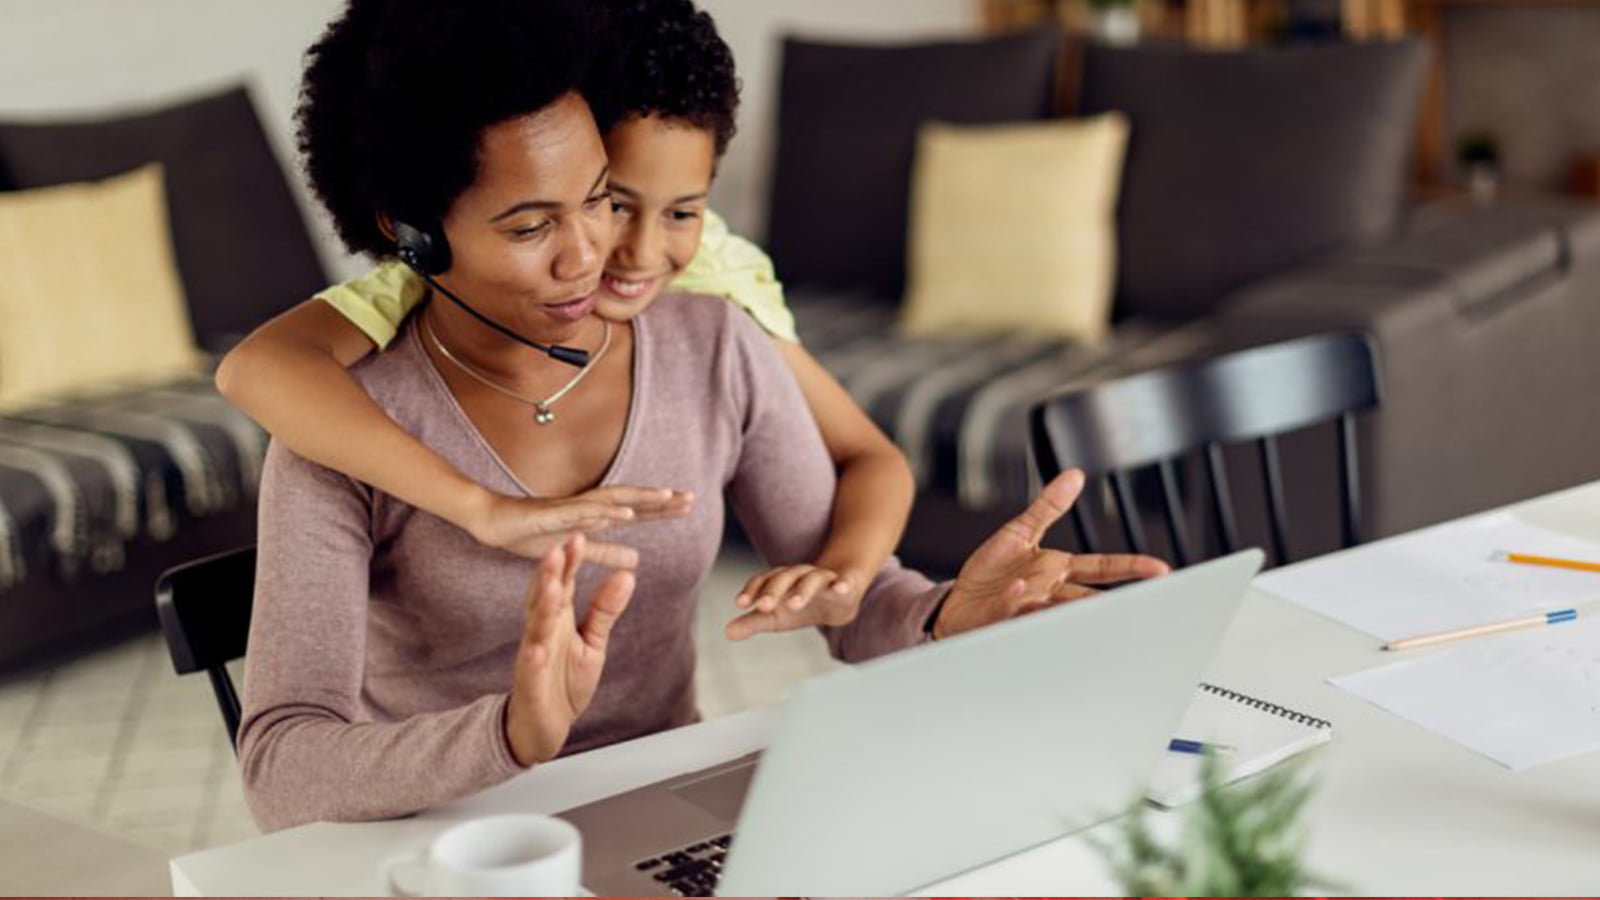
[589,0,741,156]
[296,0,600,257]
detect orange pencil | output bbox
[1493,550,1600,574]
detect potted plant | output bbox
[1097,752,1339,895]
[1086,0,1141,45]
[1457,130,1502,206]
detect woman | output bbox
[216,0,914,628]
[239,0,1166,832]
[216,0,916,635]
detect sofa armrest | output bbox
[1201,201,1600,538]
[1214,202,1600,336]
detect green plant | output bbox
[1097,751,1339,896]
[1457,130,1500,167]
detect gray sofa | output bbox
[0,85,320,668]
[766,31,1600,573]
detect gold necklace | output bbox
[422,313,612,426]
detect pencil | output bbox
[1382,608,1579,651]
[1493,549,1600,574]
[1167,739,1235,755]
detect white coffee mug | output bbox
[381,813,582,897]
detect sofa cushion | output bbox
[0,85,326,351]
[902,114,1129,341]
[1078,39,1426,321]
[0,164,201,410]
[766,28,1063,302]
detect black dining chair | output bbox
[1029,332,1381,568]
[154,545,256,749]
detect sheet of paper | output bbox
[1331,617,1600,769]
[1255,512,1600,640]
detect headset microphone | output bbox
[392,220,591,368]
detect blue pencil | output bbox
[1168,738,1235,755]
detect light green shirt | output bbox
[317,210,797,349]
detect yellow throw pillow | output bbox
[0,164,201,410]
[901,113,1130,341]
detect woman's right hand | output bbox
[504,535,637,767]
[466,487,694,569]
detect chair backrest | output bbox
[1029,332,1380,567]
[154,545,255,748]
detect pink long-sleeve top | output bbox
[238,293,945,832]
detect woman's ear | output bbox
[376,212,399,244]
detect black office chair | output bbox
[155,545,256,750]
[1029,332,1381,568]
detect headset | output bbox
[392,219,591,368]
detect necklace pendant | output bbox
[533,406,556,426]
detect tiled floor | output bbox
[0,542,838,894]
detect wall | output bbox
[1443,4,1600,191]
[0,0,351,275]
[695,0,976,239]
[0,0,974,280]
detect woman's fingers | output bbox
[524,542,564,617]
[1052,583,1100,603]
[560,534,584,590]
[579,570,636,653]
[1002,551,1074,613]
[1014,583,1100,618]
[1068,553,1171,584]
[577,541,640,570]
[524,551,567,651]
[501,526,640,568]
[725,608,784,642]
[998,468,1086,547]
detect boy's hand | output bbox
[504,535,636,766]
[724,564,869,641]
[467,487,694,568]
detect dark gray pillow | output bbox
[1078,40,1426,321]
[766,28,1062,302]
[0,85,326,351]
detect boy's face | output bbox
[597,114,717,322]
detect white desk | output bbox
[171,481,1600,896]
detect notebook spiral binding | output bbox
[1198,682,1333,731]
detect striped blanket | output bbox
[792,291,1212,511]
[0,375,265,592]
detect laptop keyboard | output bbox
[632,833,732,896]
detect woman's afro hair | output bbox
[295,0,602,257]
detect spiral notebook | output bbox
[1144,682,1334,808]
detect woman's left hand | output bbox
[932,468,1170,640]
[724,563,868,641]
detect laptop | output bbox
[557,549,1264,896]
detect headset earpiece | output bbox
[393,219,452,274]
[389,216,590,368]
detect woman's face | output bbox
[437,92,615,343]
[596,115,718,322]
